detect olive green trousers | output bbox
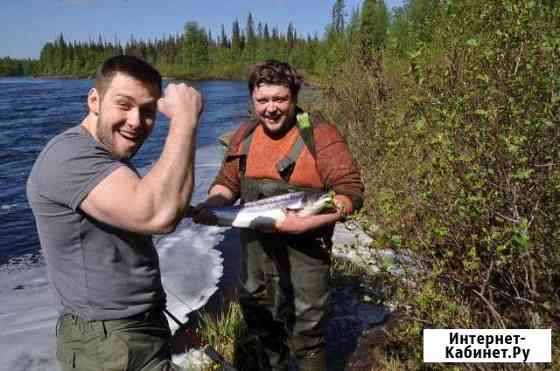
[56,308,182,371]
[237,231,330,371]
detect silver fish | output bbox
[207,191,335,229]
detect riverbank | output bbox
[2,66,324,87]
[173,221,394,371]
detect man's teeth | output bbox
[120,132,137,140]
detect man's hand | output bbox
[192,185,236,226]
[192,202,218,226]
[255,209,310,235]
[157,83,203,127]
[192,195,233,226]
[258,208,343,235]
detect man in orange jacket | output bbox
[194,59,364,370]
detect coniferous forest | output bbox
[316,1,559,368]
[1,10,345,79]
[0,0,394,80]
[3,0,559,368]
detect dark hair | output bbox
[248,59,303,99]
[95,55,162,97]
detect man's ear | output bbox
[87,88,100,115]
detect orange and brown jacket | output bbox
[211,115,364,213]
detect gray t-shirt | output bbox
[27,125,166,320]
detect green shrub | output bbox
[320,1,559,368]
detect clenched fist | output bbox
[157,83,203,128]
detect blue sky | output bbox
[1,0,405,59]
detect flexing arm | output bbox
[81,83,203,234]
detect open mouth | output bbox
[119,130,140,142]
[264,116,281,124]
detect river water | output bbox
[0,77,249,264]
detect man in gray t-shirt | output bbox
[27,55,202,370]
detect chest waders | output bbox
[235,117,330,371]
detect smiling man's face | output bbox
[252,83,296,136]
[89,72,159,160]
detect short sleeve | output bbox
[35,133,122,211]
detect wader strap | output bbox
[239,131,255,176]
[276,135,306,181]
[239,112,316,181]
[296,112,316,156]
[241,130,254,156]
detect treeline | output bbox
[1,16,318,78]
[35,34,183,78]
[320,0,560,369]
[1,0,393,79]
[16,17,324,78]
[0,57,38,77]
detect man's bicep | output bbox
[80,166,148,232]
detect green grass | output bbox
[190,301,248,370]
[189,256,381,370]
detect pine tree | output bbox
[263,23,270,42]
[220,24,229,48]
[331,0,346,34]
[360,0,389,55]
[231,18,241,51]
[245,13,257,49]
[182,21,209,71]
[347,5,361,45]
[287,22,295,50]
[257,22,263,40]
